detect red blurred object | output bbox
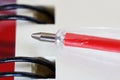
[64,33,120,53]
[0,0,16,80]
[0,20,16,55]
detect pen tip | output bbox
[31,33,41,40]
[31,32,56,42]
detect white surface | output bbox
[15,0,120,80]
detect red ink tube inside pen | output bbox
[64,33,120,53]
[32,31,120,53]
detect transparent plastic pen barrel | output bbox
[31,30,120,53]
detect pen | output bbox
[31,31,120,53]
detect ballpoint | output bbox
[31,31,120,53]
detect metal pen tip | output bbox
[31,33,41,40]
[31,32,56,42]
